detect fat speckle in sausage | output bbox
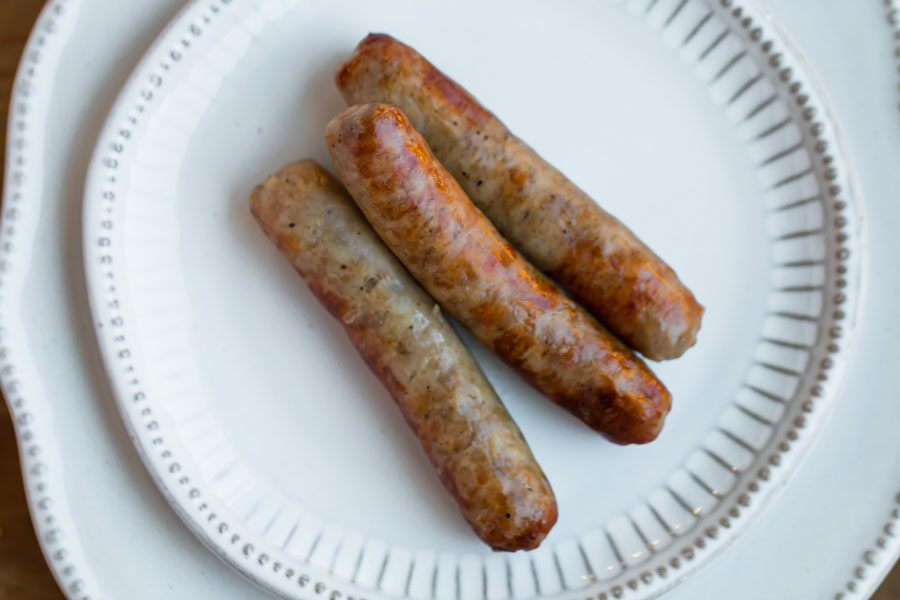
[250,159,557,550]
[326,106,671,445]
[335,34,704,361]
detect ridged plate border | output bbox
[9,2,900,600]
[79,1,864,600]
[0,1,104,599]
[830,5,900,598]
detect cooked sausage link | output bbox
[326,106,671,445]
[335,33,704,361]
[250,159,557,551]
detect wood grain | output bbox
[0,0,899,599]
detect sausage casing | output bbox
[326,106,671,444]
[335,33,704,361]
[250,159,557,551]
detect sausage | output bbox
[326,105,671,444]
[250,159,557,551]
[335,33,703,361]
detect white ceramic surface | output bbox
[82,1,863,599]
[3,1,900,599]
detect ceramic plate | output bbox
[82,1,864,598]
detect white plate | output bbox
[81,1,865,599]
[5,0,900,599]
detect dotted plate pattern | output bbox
[79,0,868,599]
[0,1,103,599]
[7,1,900,600]
[85,0,861,600]
[831,4,900,598]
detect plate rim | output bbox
[2,0,898,599]
[830,3,900,596]
[79,0,869,598]
[0,1,105,599]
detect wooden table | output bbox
[0,1,898,598]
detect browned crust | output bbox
[327,105,671,445]
[250,159,556,550]
[335,33,704,361]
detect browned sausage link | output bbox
[326,106,671,444]
[335,34,704,361]
[250,159,557,551]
